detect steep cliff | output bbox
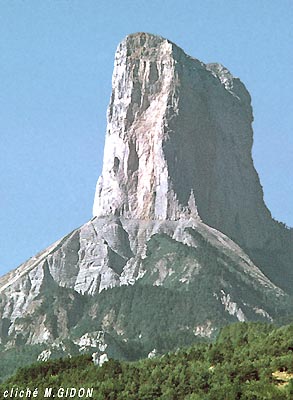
[93,32,293,291]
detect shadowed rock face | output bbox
[0,33,292,357]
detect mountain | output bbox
[0,33,292,376]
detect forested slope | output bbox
[2,322,293,399]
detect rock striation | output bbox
[0,33,292,372]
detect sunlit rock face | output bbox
[93,33,195,222]
[93,32,278,251]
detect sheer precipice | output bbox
[93,33,276,250]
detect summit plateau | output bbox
[0,33,292,376]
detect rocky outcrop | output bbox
[0,33,292,359]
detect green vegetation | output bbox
[0,344,45,383]
[1,277,292,382]
[1,322,293,399]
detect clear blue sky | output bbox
[0,1,292,276]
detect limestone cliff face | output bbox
[93,33,187,221]
[93,32,279,251]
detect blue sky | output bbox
[0,1,292,276]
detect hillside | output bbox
[1,322,293,399]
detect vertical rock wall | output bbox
[93,32,285,251]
